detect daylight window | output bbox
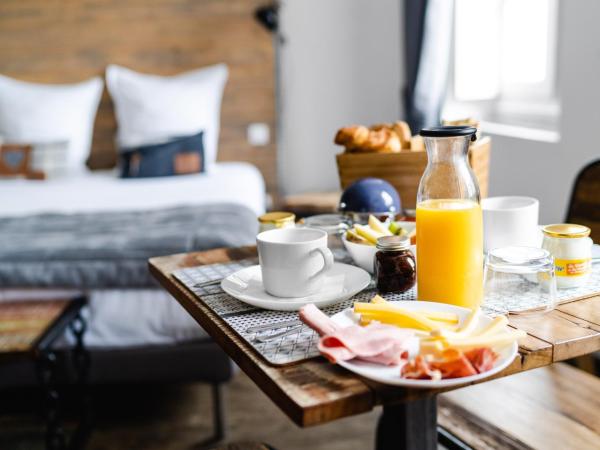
[453,0,558,102]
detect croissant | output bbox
[364,128,401,153]
[334,125,370,150]
[334,122,408,153]
[391,121,412,149]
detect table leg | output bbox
[375,396,437,450]
[36,351,66,450]
[68,311,92,450]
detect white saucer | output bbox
[221,262,371,311]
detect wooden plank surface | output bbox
[149,246,600,427]
[0,300,70,355]
[440,363,600,450]
[509,307,600,362]
[0,0,277,192]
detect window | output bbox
[445,0,560,138]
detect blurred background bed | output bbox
[0,0,277,423]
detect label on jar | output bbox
[554,258,591,277]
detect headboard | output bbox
[0,0,277,192]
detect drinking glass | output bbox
[483,246,556,315]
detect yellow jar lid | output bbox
[542,223,591,238]
[258,211,296,224]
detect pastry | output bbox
[368,128,401,153]
[334,121,410,153]
[334,125,370,150]
[392,121,412,150]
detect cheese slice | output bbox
[354,303,457,331]
[368,296,459,324]
[444,329,526,351]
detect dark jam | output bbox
[374,236,416,294]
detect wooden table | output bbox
[278,191,341,218]
[0,298,85,360]
[149,247,600,450]
[0,297,90,449]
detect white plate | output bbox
[330,301,518,388]
[221,262,371,311]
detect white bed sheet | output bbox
[0,289,208,348]
[0,161,265,348]
[0,161,266,217]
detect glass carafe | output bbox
[416,126,483,309]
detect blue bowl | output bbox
[339,178,402,222]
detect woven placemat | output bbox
[173,258,600,365]
[174,259,416,365]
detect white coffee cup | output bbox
[482,196,540,253]
[257,228,334,298]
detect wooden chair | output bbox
[0,144,45,180]
[439,363,600,450]
[566,158,600,243]
[566,159,600,373]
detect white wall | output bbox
[278,1,600,225]
[278,0,403,195]
[469,0,600,224]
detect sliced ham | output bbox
[401,355,442,380]
[299,304,341,336]
[429,349,477,378]
[464,347,498,373]
[299,304,413,366]
[401,347,499,380]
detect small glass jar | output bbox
[302,214,350,250]
[374,235,416,294]
[542,224,592,289]
[258,212,296,233]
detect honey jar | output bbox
[258,212,296,233]
[541,224,592,289]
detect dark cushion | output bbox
[120,132,205,178]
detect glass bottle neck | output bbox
[423,136,470,164]
[416,135,480,204]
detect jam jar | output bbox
[374,235,416,294]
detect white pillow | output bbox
[106,64,228,168]
[0,74,103,173]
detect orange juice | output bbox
[416,199,483,309]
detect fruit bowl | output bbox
[342,235,377,273]
[342,220,417,274]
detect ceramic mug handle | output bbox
[310,247,334,280]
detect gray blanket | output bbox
[0,204,258,288]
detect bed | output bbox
[0,0,276,399]
[0,162,265,349]
[0,162,266,218]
